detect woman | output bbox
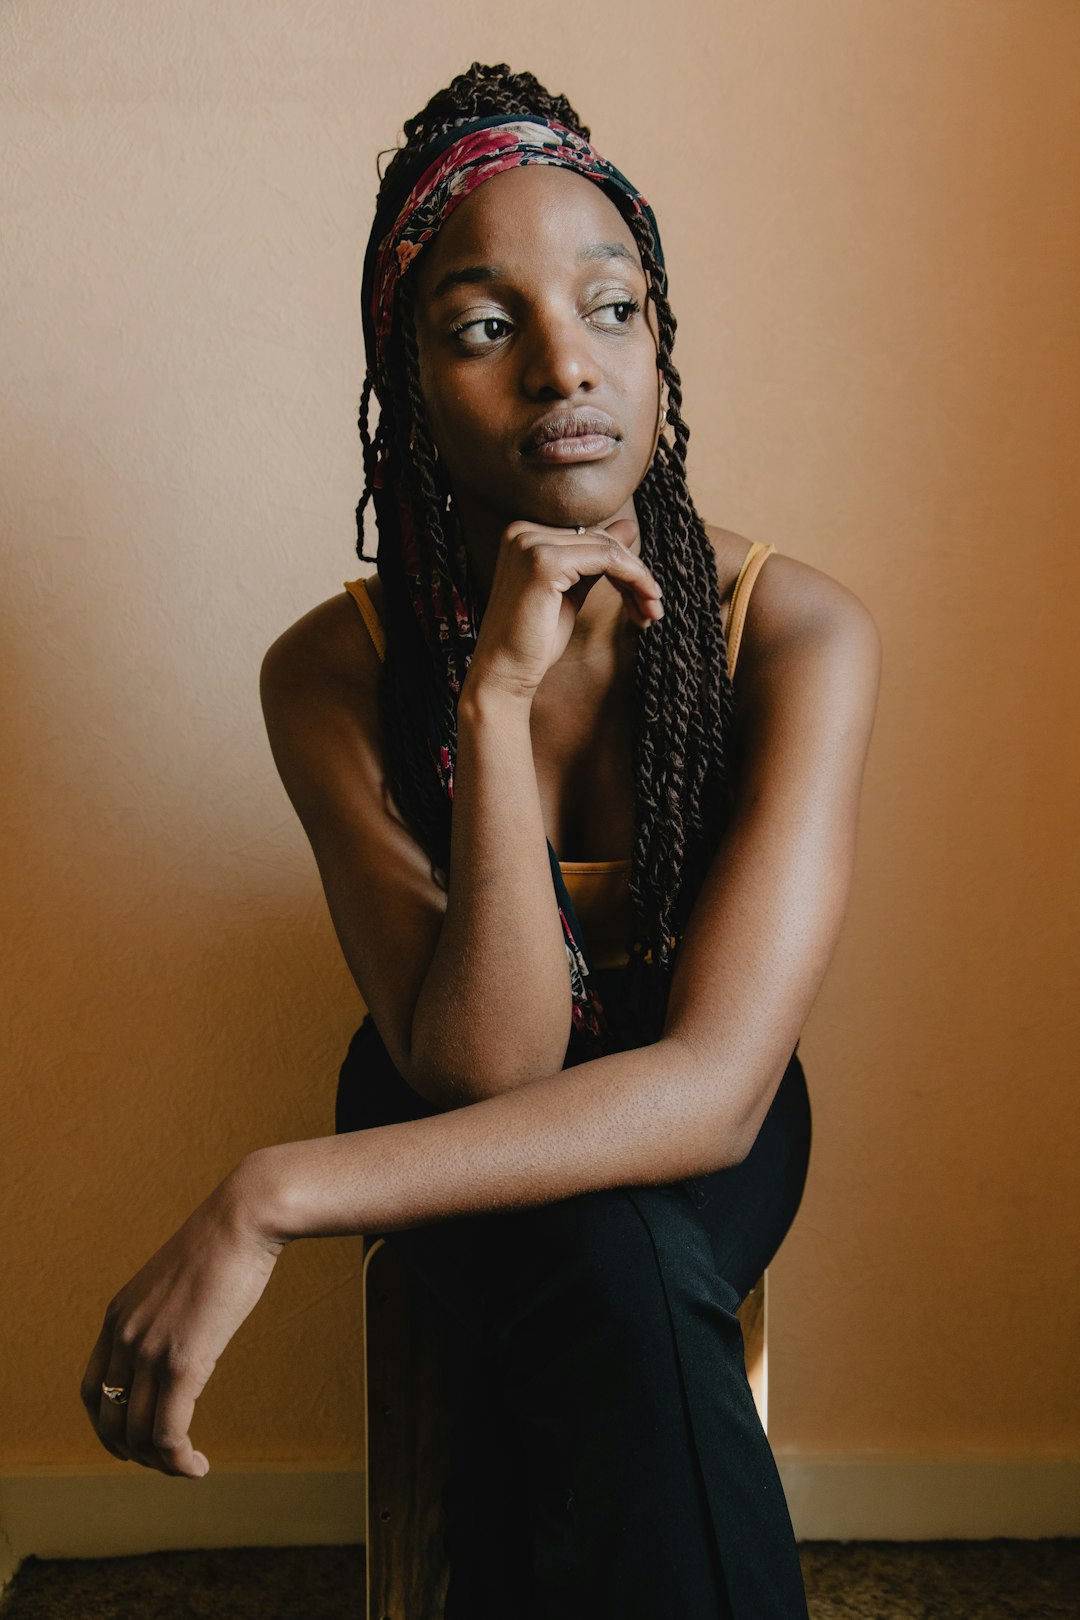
[81,63,880,1618]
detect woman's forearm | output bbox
[408,680,573,1104]
[244,1033,750,1244]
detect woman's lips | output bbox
[524,433,618,463]
[521,407,620,462]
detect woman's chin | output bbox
[512,471,640,532]
[449,458,644,537]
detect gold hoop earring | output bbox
[408,429,439,463]
[651,402,669,461]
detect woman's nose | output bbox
[519,311,600,398]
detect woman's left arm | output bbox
[662,553,884,1153]
[82,558,880,1474]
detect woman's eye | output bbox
[451,316,512,348]
[590,299,641,327]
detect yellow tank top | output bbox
[343,539,775,969]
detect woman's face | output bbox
[412,164,661,535]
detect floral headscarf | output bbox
[364,116,663,384]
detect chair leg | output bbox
[363,1237,452,1620]
[737,1269,768,1434]
[363,1237,768,1618]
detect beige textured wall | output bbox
[3,1,1077,1473]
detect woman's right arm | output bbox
[261,521,661,1109]
[410,676,575,1100]
[259,597,565,1108]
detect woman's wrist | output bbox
[227,1144,316,1249]
[458,657,537,717]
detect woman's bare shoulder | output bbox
[260,587,379,703]
[703,522,757,614]
[702,521,879,657]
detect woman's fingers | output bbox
[84,1345,209,1476]
[143,1367,208,1477]
[80,1317,113,1413]
[580,540,663,623]
[80,1321,128,1461]
[114,1364,157,1467]
[87,1334,150,1467]
[528,531,664,613]
[82,1322,212,1477]
[82,1304,216,1477]
[117,1358,206,1476]
[598,516,640,550]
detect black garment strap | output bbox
[546,837,619,1066]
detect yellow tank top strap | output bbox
[344,577,386,662]
[557,858,632,872]
[725,540,775,679]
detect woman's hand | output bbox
[79,1159,287,1478]
[465,516,664,703]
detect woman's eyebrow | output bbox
[428,242,640,303]
[578,240,638,266]
[429,264,503,301]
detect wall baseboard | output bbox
[3,1454,1077,1590]
[778,1453,1080,1541]
[0,1463,364,1590]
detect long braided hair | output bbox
[356,63,736,1049]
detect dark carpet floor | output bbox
[0,1540,1077,1618]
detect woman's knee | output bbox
[375,1178,737,1385]
[486,1182,713,1357]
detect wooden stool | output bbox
[361,1232,768,1620]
